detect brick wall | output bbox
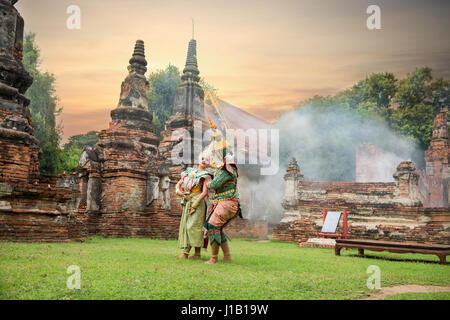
[0,179,80,242]
[0,137,39,183]
[274,159,450,245]
[224,218,268,240]
[273,206,450,245]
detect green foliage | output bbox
[278,67,449,180]
[23,33,63,174]
[0,237,448,299]
[148,64,181,135]
[429,78,450,113]
[199,77,219,97]
[63,131,99,150]
[58,146,81,173]
[147,64,218,135]
[394,67,432,108]
[23,34,101,174]
[391,67,447,149]
[391,104,435,148]
[59,131,99,173]
[341,72,397,110]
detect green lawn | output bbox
[0,237,449,300]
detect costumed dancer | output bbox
[203,120,243,264]
[176,156,213,259]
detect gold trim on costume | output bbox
[183,192,201,201]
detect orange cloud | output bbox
[15,0,450,142]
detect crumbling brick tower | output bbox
[420,108,450,207]
[90,40,158,210]
[0,0,36,183]
[78,41,163,229]
[0,0,80,242]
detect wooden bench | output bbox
[335,239,450,264]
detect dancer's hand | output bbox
[181,192,190,199]
[189,207,196,215]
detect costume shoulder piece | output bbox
[180,167,213,193]
[180,167,195,179]
[219,163,238,178]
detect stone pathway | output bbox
[360,284,450,300]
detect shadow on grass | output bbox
[345,253,443,265]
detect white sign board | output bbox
[321,211,341,233]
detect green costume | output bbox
[204,165,242,245]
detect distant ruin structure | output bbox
[274,109,450,245]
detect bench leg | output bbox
[358,248,364,256]
[438,254,447,265]
[335,246,341,256]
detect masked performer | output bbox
[203,121,243,264]
[176,157,212,259]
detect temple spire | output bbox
[167,34,205,128]
[182,38,200,81]
[128,40,147,75]
[116,40,149,110]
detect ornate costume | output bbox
[203,120,243,245]
[177,167,212,249]
[204,164,242,245]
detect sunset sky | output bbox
[16,0,450,142]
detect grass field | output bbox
[0,237,449,300]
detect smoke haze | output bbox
[239,104,422,222]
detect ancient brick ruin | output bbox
[273,113,450,245]
[0,1,79,241]
[419,109,449,207]
[356,111,449,208]
[0,1,268,242]
[1,1,447,245]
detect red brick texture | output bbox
[273,168,449,245]
[224,218,268,240]
[273,205,449,245]
[0,176,81,242]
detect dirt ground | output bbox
[360,284,450,300]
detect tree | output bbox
[147,65,219,135]
[429,78,450,114]
[354,72,397,109]
[394,67,433,109]
[23,33,63,174]
[23,33,100,174]
[148,64,181,135]
[200,77,219,97]
[336,72,397,122]
[391,67,448,149]
[391,103,435,149]
[63,131,99,150]
[57,131,99,173]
